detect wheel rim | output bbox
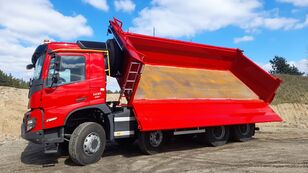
[239,124,250,135]
[212,126,225,139]
[83,132,101,155]
[149,131,163,147]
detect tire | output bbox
[231,124,255,142]
[106,39,123,77]
[69,122,106,165]
[138,131,164,155]
[198,126,230,147]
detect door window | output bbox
[48,55,85,86]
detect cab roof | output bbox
[46,41,107,51]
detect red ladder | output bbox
[119,61,142,104]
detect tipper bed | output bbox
[109,18,282,131]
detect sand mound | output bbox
[0,86,28,139]
[259,103,308,129]
[0,86,307,139]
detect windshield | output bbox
[33,54,45,80]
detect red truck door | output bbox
[42,53,90,129]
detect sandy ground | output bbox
[0,86,308,172]
[0,128,307,173]
[261,103,308,129]
[0,87,28,139]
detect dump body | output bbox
[110,19,282,131]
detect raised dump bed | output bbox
[109,18,282,131]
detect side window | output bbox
[47,55,85,86]
[47,58,55,86]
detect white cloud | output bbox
[277,0,308,7]
[262,63,273,72]
[83,0,109,11]
[290,58,308,74]
[294,15,308,29]
[107,77,121,91]
[243,16,308,31]
[234,36,254,43]
[131,0,308,37]
[0,0,93,80]
[261,58,308,75]
[114,0,136,12]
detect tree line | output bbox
[269,56,305,76]
[106,90,120,94]
[0,69,28,89]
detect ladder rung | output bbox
[131,62,140,65]
[126,80,136,82]
[118,62,142,103]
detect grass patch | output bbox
[271,74,308,105]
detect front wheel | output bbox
[138,131,164,155]
[69,122,106,165]
[198,126,230,147]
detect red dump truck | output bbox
[21,18,282,165]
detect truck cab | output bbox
[22,38,137,163]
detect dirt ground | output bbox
[0,128,307,173]
[0,86,308,172]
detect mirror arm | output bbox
[48,53,61,88]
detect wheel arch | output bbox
[64,104,114,140]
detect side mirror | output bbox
[50,73,59,87]
[28,78,33,88]
[54,56,61,71]
[26,64,34,70]
[49,54,61,87]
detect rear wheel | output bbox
[69,122,106,165]
[138,131,164,155]
[231,124,255,142]
[198,126,230,147]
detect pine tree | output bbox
[0,69,28,88]
[269,56,304,76]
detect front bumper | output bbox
[21,123,44,144]
[21,109,64,154]
[21,122,64,143]
[21,122,65,154]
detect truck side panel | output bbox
[133,99,281,131]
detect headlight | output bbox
[26,118,36,131]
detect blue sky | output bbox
[0,0,307,82]
[52,0,308,66]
